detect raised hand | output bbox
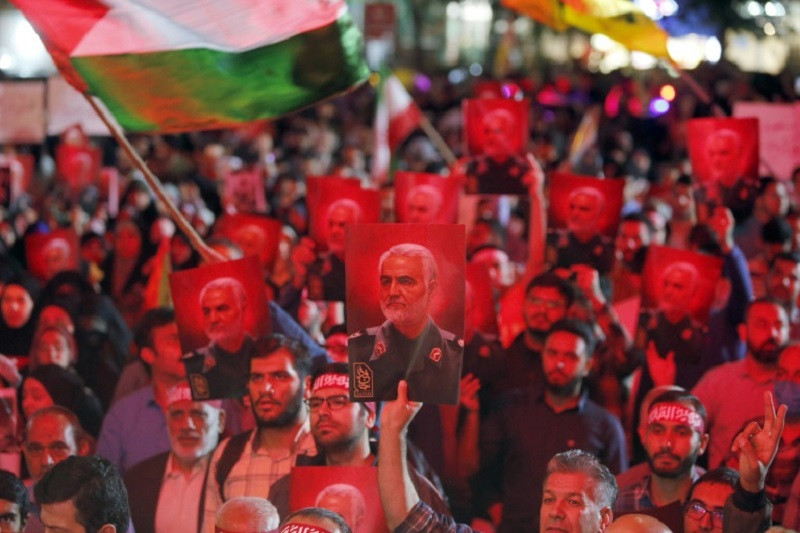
[731,391,787,493]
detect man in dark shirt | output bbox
[480,319,627,532]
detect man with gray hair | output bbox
[349,243,462,404]
[183,276,255,399]
[405,184,443,224]
[215,497,280,533]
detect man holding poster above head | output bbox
[460,99,532,196]
[183,276,255,400]
[348,235,464,405]
[688,118,759,223]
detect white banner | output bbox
[0,81,46,144]
[47,76,116,136]
[733,101,800,180]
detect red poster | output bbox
[169,256,270,400]
[346,224,465,404]
[463,98,529,157]
[214,214,282,271]
[289,467,389,533]
[394,172,459,224]
[687,117,759,187]
[307,177,380,251]
[223,168,267,214]
[25,229,80,282]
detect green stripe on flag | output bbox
[72,14,369,132]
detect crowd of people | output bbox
[0,61,799,533]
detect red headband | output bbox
[279,524,332,533]
[311,373,376,413]
[312,373,349,392]
[648,402,705,434]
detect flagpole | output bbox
[417,114,458,166]
[81,93,224,264]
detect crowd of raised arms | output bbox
[1,63,800,533]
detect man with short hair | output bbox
[693,298,790,468]
[215,497,280,533]
[0,470,30,532]
[499,272,575,393]
[35,456,130,533]
[183,277,255,400]
[23,406,90,533]
[125,382,226,533]
[98,308,192,472]
[615,391,709,531]
[202,334,315,533]
[377,380,620,533]
[610,212,653,302]
[480,319,627,531]
[349,243,462,403]
[766,251,800,337]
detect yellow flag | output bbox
[503,0,670,59]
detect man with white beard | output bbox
[349,243,462,404]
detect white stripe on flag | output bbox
[74,0,348,56]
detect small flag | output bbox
[11,0,370,132]
[372,73,422,183]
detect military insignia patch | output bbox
[190,374,210,400]
[202,355,216,373]
[681,328,693,341]
[374,342,386,358]
[429,348,442,362]
[479,345,491,358]
[352,363,374,399]
[594,245,603,256]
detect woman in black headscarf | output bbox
[0,273,39,358]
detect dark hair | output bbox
[762,217,793,245]
[544,450,618,509]
[757,176,780,197]
[620,212,655,235]
[676,174,693,187]
[34,456,130,533]
[648,390,708,428]
[688,224,723,256]
[326,324,348,337]
[687,467,739,501]
[251,334,311,378]
[134,307,176,355]
[526,272,577,308]
[311,362,349,383]
[546,319,597,356]
[281,507,352,533]
[0,470,30,521]
[769,251,800,270]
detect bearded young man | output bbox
[201,334,314,533]
[615,391,710,531]
[693,298,790,468]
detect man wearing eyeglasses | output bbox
[125,382,226,533]
[268,363,449,519]
[683,391,784,532]
[22,406,90,533]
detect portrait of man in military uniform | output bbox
[394,171,459,225]
[546,184,617,276]
[461,99,531,196]
[170,256,270,401]
[688,118,759,221]
[636,260,706,366]
[348,242,463,404]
